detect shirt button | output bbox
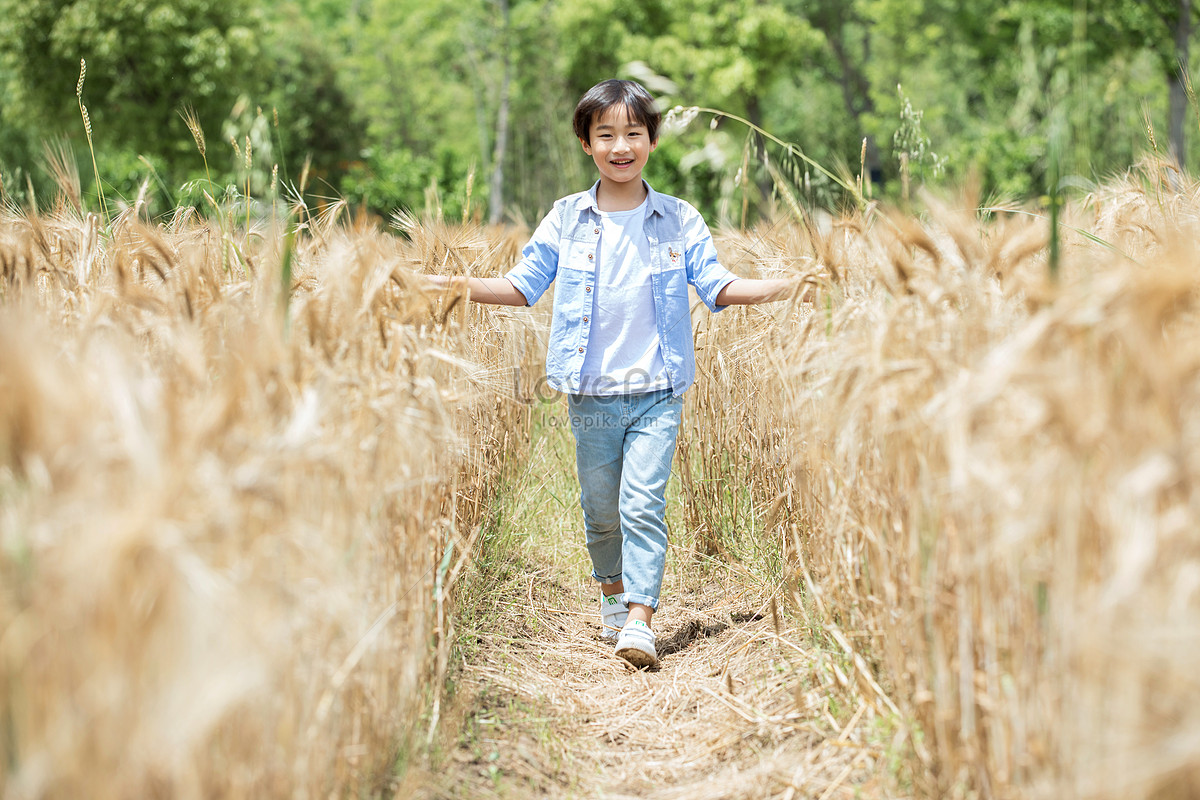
[587,253,593,260]
[585,286,592,293]
[578,346,585,353]
[583,315,589,322]
[593,228,599,234]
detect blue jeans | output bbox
[567,388,683,611]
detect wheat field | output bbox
[2,164,1199,798]
[0,203,541,797]
[688,166,1200,798]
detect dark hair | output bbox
[572,79,661,144]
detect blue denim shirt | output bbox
[505,182,737,397]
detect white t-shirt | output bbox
[578,200,669,395]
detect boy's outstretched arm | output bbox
[427,275,528,306]
[715,278,806,306]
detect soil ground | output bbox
[408,405,895,799]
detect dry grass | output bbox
[0,206,541,798]
[419,408,885,800]
[431,580,884,800]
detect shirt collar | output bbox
[581,180,666,218]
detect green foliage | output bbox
[959,124,1047,200]
[642,137,728,223]
[0,68,39,209]
[1,0,1198,221]
[341,149,439,218]
[893,85,946,187]
[92,148,171,211]
[259,7,366,185]
[346,0,478,156]
[0,0,267,159]
[0,0,369,218]
[340,148,472,222]
[652,0,823,115]
[223,99,275,197]
[553,0,642,97]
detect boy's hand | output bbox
[426,274,461,290]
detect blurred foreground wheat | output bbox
[0,207,541,798]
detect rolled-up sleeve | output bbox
[503,203,562,307]
[680,203,738,312]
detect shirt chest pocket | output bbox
[659,239,688,297]
[558,236,598,274]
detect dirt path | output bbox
[411,411,892,799]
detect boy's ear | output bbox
[580,138,592,155]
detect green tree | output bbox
[642,0,826,208]
[337,0,480,217]
[0,45,39,207]
[261,3,367,194]
[837,0,1193,197]
[0,0,267,162]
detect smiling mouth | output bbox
[611,159,634,166]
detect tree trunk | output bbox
[1169,0,1192,167]
[487,0,511,226]
[822,10,882,189]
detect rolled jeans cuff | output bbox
[592,570,623,585]
[621,592,658,611]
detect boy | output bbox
[431,79,796,668]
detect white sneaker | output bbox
[600,594,628,641]
[615,619,657,668]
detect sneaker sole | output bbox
[615,645,657,668]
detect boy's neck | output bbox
[595,178,648,212]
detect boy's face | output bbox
[581,105,657,188]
